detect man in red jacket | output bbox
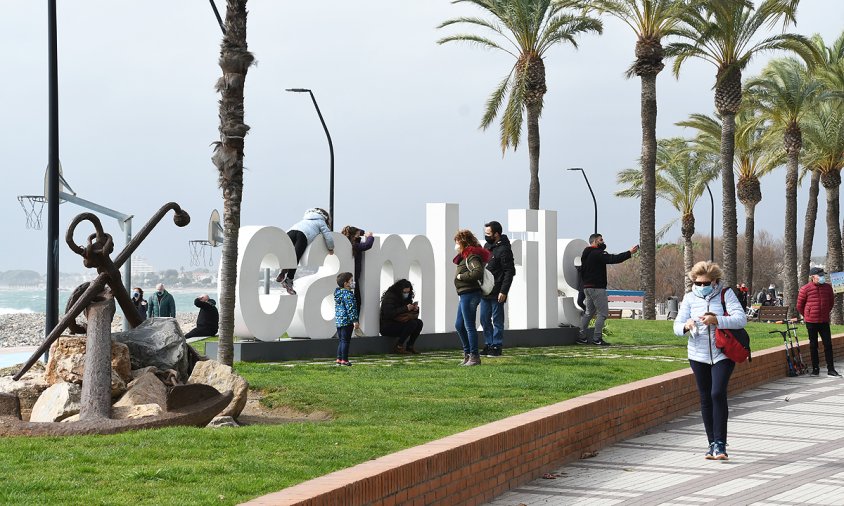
[797,267,840,376]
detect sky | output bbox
[1,1,843,276]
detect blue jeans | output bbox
[336,324,353,361]
[479,298,504,347]
[455,292,482,355]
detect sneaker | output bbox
[335,359,342,366]
[340,360,352,367]
[490,346,502,357]
[480,344,491,356]
[281,278,296,295]
[829,369,841,377]
[705,442,716,460]
[713,441,729,461]
[575,337,589,345]
[592,339,611,347]
[811,368,820,376]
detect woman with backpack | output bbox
[673,261,747,461]
[452,229,490,366]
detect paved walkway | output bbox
[487,373,844,506]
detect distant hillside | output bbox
[0,270,41,287]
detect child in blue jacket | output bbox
[334,272,359,366]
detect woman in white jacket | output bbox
[673,261,746,461]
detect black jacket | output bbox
[580,246,631,289]
[380,291,413,326]
[483,235,516,300]
[195,298,219,331]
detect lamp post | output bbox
[208,0,226,34]
[286,88,334,230]
[568,168,597,234]
[705,183,714,261]
[44,0,60,362]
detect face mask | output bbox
[132,291,140,298]
[484,235,495,244]
[349,281,356,289]
[157,290,164,295]
[818,276,826,284]
[454,243,461,252]
[402,292,411,299]
[598,243,607,251]
[692,285,714,298]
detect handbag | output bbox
[715,288,752,363]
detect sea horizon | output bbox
[0,288,209,314]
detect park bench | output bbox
[607,309,623,319]
[607,290,644,319]
[757,305,789,323]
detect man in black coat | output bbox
[577,233,638,346]
[185,294,219,338]
[479,220,516,357]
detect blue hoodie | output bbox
[289,209,335,251]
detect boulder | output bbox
[115,372,167,410]
[131,366,158,380]
[61,403,163,422]
[0,359,45,378]
[207,416,240,428]
[187,360,248,418]
[45,336,132,385]
[29,382,81,423]
[113,318,191,382]
[0,392,21,419]
[0,371,48,421]
[110,369,127,399]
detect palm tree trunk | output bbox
[720,113,738,287]
[823,172,844,324]
[743,202,756,297]
[639,72,657,320]
[800,170,820,283]
[526,102,541,210]
[213,0,253,366]
[683,233,694,294]
[784,152,799,316]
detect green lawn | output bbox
[1,319,835,505]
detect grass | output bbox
[1,319,837,505]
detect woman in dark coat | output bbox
[379,279,423,354]
[342,225,374,333]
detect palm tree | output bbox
[665,0,816,287]
[799,168,821,282]
[677,110,780,297]
[585,0,687,320]
[438,0,602,209]
[745,57,822,315]
[616,137,718,292]
[211,0,254,366]
[802,103,844,323]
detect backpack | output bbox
[479,268,495,296]
[715,288,752,363]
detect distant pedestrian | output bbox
[341,225,374,335]
[185,295,219,338]
[276,208,334,295]
[674,261,746,461]
[479,220,515,357]
[736,283,749,311]
[148,283,176,318]
[334,272,359,367]
[453,229,491,366]
[577,233,638,346]
[379,279,423,354]
[797,267,840,377]
[131,287,148,322]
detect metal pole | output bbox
[122,217,132,331]
[705,183,714,261]
[208,0,226,35]
[569,168,598,234]
[45,0,60,363]
[264,268,270,295]
[307,91,334,231]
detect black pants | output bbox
[279,230,309,281]
[380,319,424,347]
[806,322,835,371]
[689,358,735,444]
[185,326,218,339]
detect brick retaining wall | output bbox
[243,334,844,506]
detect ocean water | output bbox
[0,289,206,314]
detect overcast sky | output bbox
[2,1,842,277]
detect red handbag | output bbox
[715,288,751,363]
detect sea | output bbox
[0,288,207,315]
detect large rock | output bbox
[0,371,48,421]
[113,318,191,382]
[29,382,81,423]
[45,336,132,385]
[188,360,248,418]
[114,372,167,410]
[61,403,163,423]
[207,416,240,428]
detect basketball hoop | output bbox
[189,240,214,267]
[17,195,48,230]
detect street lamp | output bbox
[208,0,226,34]
[286,88,335,230]
[704,183,714,261]
[568,168,598,235]
[44,0,60,362]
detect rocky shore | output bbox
[0,312,199,348]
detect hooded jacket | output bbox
[580,246,631,289]
[673,284,747,364]
[797,281,835,323]
[334,287,359,327]
[289,209,335,251]
[483,235,516,300]
[453,246,492,295]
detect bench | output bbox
[607,309,623,319]
[757,306,789,323]
[607,290,645,319]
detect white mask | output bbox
[454,243,461,252]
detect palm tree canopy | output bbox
[438,0,602,151]
[745,58,823,129]
[802,103,844,175]
[810,31,844,99]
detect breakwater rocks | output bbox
[0,313,199,348]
